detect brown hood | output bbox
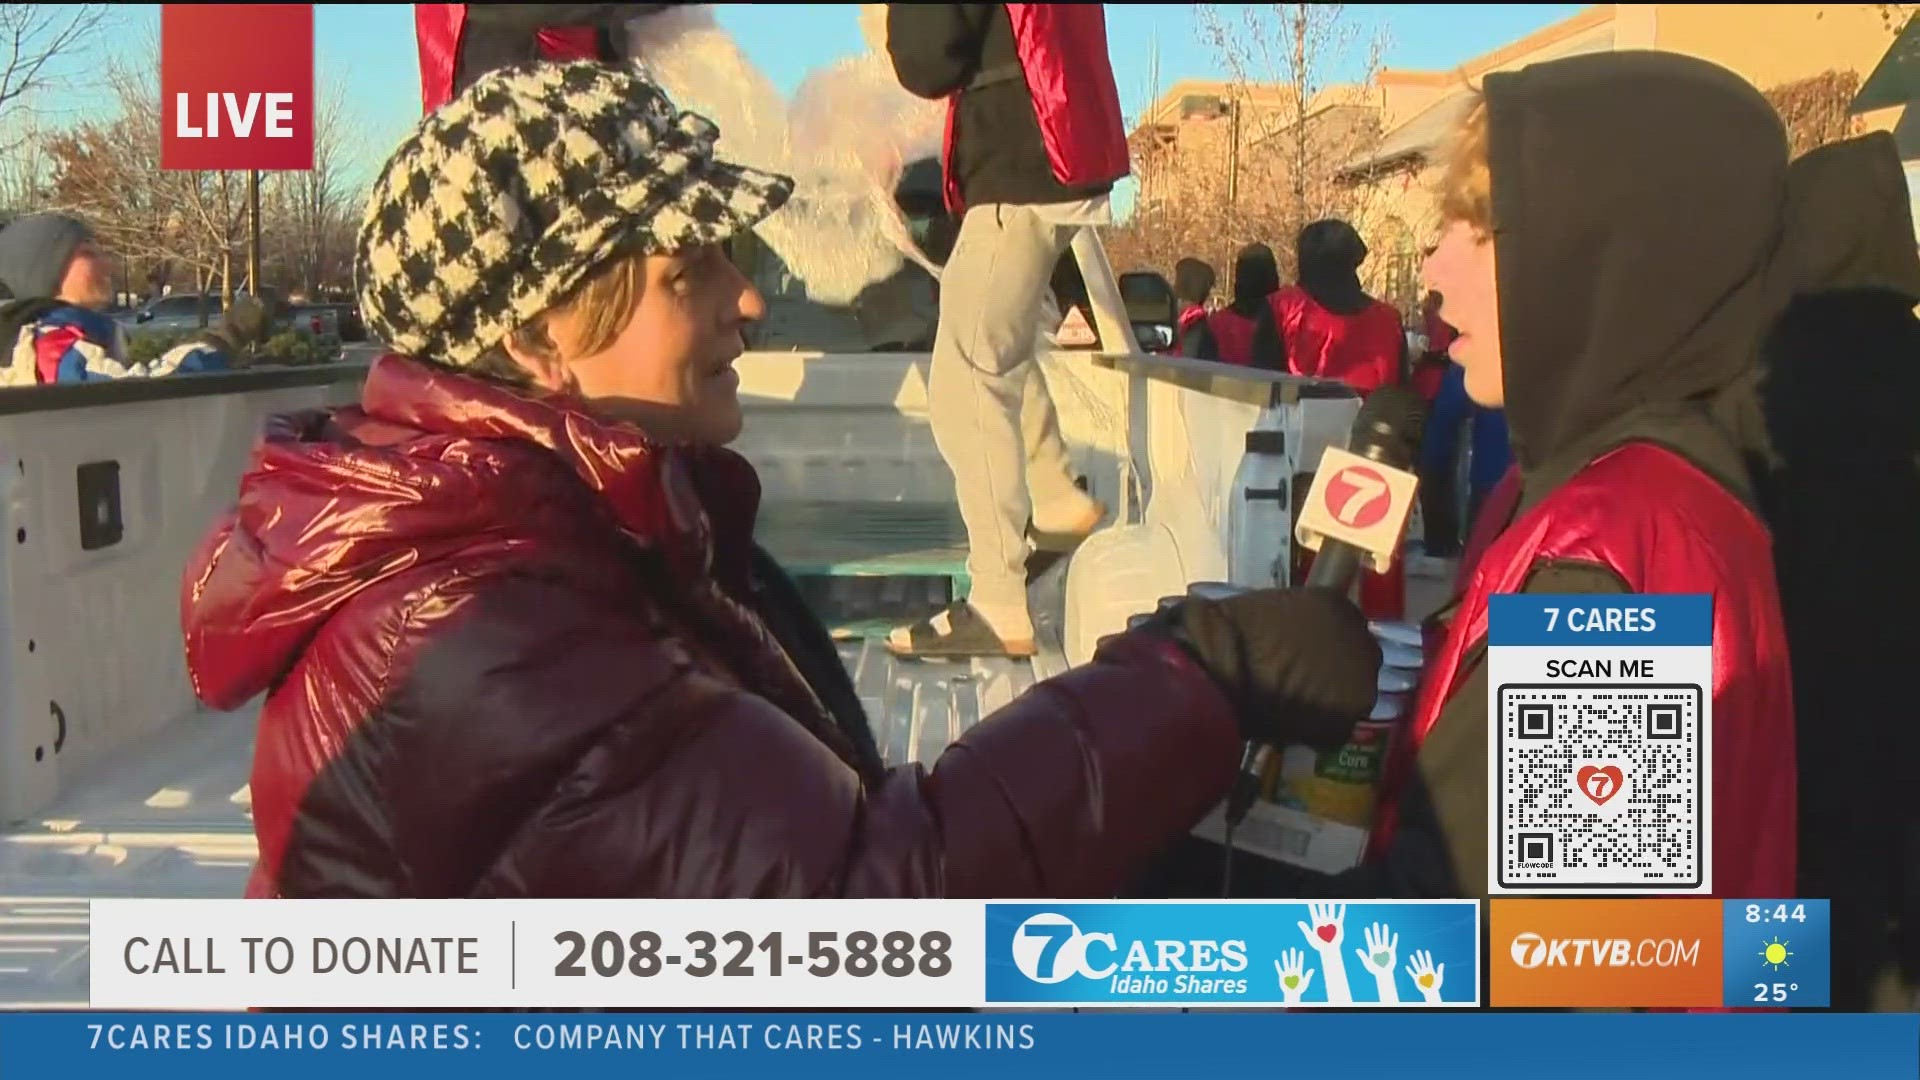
[1483,51,1794,504]
[1776,130,1920,302]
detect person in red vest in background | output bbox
[1194,242,1282,368]
[1171,257,1215,356]
[1270,218,1406,394]
[1268,220,1411,618]
[1410,289,1454,404]
[415,4,669,112]
[882,4,1128,659]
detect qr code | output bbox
[1495,684,1705,890]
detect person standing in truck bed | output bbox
[881,3,1125,660]
[414,3,669,112]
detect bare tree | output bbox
[1106,4,1389,289]
[0,87,50,215]
[1763,70,1864,157]
[265,81,363,297]
[1201,4,1387,259]
[46,60,249,311]
[0,4,111,150]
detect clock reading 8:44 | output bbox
[1722,899,1829,1008]
[1745,903,1806,923]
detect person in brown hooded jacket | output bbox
[1145,51,1815,910]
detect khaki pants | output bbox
[929,202,1099,625]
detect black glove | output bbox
[1154,588,1382,749]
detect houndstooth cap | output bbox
[356,61,795,369]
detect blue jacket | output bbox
[153,339,234,376]
[0,302,136,385]
[1419,362,1511,492]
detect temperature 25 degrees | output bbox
[1722,899,1830,1008]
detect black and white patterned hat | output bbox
[356,61,794,368]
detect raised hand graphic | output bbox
[1274,949,1315,1005]
[1406,949,1446,1004]
[1296,903,1352,1004]
[1355,923,1400,1004]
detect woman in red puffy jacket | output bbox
[180,62,1380,901]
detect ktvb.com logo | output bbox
[1491,900,1723,1008]
[1508,930,1703,970]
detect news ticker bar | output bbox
[15,1014,1917,1079]
[87,898,1828,1010]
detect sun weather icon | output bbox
[1759,936,1793,972]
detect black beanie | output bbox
[0,213,94,300]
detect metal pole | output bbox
[1226,99,1240,206]
[247,170,261,296]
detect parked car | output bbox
[120,288,290,333]
[287,301,366,342]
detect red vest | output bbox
[1172,305,1207,355]
[1374,444,1796,899]
[415,5,606,113]
[1410,358,1448,403]
[1270,286,1404,394]
[1206,308,1259,366]
[941,4,1131,213]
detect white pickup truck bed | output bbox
[0,637,1054,1008]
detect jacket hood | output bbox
[182,354,764,709]
[1229,243,1279,316]
[1174,258,1216,306]
[1483,51,1795,499]
[1776,131,1920,302]
[1296,219,1369,316]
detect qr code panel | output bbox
[1496,684,1705,889]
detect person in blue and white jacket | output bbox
[0,212,144,385]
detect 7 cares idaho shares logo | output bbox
[986,902,1480,1007]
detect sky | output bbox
[31,3,1587,215]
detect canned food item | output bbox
[1261,691,1409,831]
[1262,745,1319,809]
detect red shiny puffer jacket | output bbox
[181,355,1242,900]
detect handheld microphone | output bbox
[1219,388,1425,891]
[1298,387,1427,594]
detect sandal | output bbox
[886,602,1037,659]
